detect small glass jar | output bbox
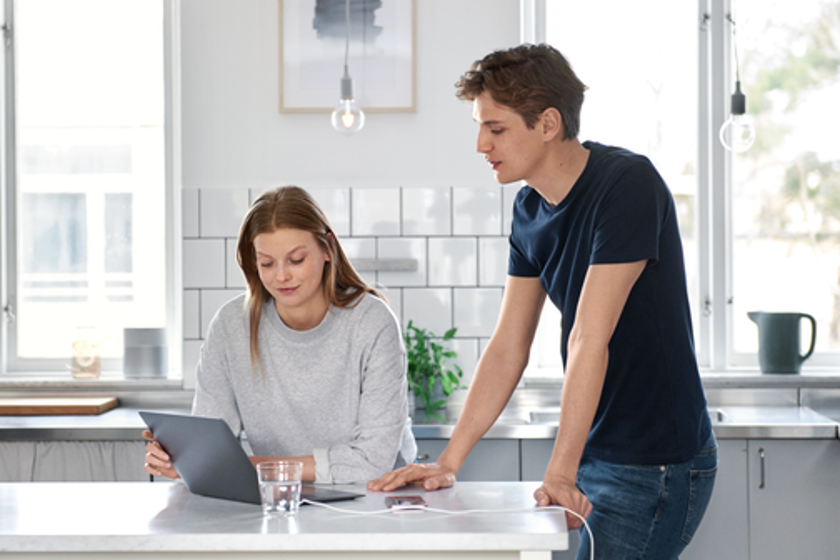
[71,326,101,379]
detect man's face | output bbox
[473,92,547,185]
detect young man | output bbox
[368,44,717,559]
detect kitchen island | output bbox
[0,480,568,559]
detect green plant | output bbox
[404,320,464,420]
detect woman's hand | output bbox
[533,476,592,530]
[367,462,457,492]
[142,429,179,479]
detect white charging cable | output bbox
[300,499,594,560]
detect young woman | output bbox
[145,186,416,483]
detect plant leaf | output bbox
[441,375,453,394]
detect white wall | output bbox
[177,1,525,386]
[179,0,522,190]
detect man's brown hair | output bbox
[455,44,587,140]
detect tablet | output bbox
[139,410,364,505]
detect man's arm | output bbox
[534,260,647,528]
[368,275,546,491]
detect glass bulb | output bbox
[719,113,756,153]
[331,98,365,135]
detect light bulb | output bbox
[331,98,364,135]
[719,113,756,153]
[719,81,755,153]
[331,73,365,135]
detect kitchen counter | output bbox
[0,480,567,558]
[2,384,840,441]
[0,403,837,441]
[411,405,840,439]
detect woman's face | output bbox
[253,227,331,329]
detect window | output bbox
[729,0,840,366]
[529,0,839,374]
[528,0,698,375]
[2,0,178,376]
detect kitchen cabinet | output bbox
[680,439,749,560]
[747,439,840,559]
[0,441,147,482]
[415,438,520,481]
[520,439,553,481]
[685,438,840,560]
[526,439,751,560]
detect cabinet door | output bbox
[525,438,749,560]
[748,439,840,559]
[681,439,749,560]
[415,439,520,481]
[520,439,553,481]
[0,441,147,482]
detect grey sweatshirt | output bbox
[192,292,417,484]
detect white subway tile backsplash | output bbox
[402,288,452,336]
[352,188,400,236]
[226,239,246,289]
[182,339,202,390]
[453,288,503,337]
[183,290,200,339]
[428,237,477,287]
[341,237,377,287]
[182,188,199,238]
[341,237,376,260]
[479,337,491,358]
[200,289,245,339]
[502,184,521,236]
[200,189,250,238]
[402,187,451,236]
[183,239,226,288]
[181,186,518,387]
[479,237,509,287]
[377,287,403,326]
[378,238,427,288]
[453,187,502,236]
[449,338,478,386]
[309,187,351,237]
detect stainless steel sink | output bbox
[529,410,560,424]
[508,407,733,425]
[418,404,839,440]
[708,407,732,423]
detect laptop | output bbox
[139,410,364,505]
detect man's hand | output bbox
[534,476,592,530]
[142,429,179,479]
[367,462,456,492]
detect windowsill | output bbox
[0,372,184,393]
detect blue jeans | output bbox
[574,431,718,560]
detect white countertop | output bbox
[0,480,568,555]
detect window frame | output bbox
[0,0,182,379]
[524,0,840,375]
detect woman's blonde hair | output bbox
[237,185,382,372]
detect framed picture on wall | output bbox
[279,0,416,112]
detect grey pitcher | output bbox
[747,311,817,374]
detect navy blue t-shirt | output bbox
[509,141,711,465]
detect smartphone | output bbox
[385,495,427,508]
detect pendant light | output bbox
[719,14,755,153]
[331,0,365,135]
